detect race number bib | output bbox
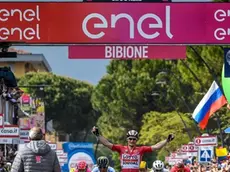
[121,154,140,169]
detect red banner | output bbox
[68,45,186,59]
[0,3,230,44]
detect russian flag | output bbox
[192,81,227,129]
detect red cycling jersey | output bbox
[170,166,190,172]
[112,144,152,172]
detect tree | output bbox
[92,60,172,141]
[92,59,200,140]
[176,46,230,133]
[92,45,230,166]
[138,111,198,160]
[19,72,97,141]
[177,46,223,92]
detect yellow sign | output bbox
[216,148,228,157]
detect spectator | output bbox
[0,162,6,172]
[11,127,61,172]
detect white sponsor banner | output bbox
[181,145,188,152]
[176,152,188,159]
[187,152,198,157]
[168,158,184,165]
[20,129,29,139]
[48,143,57,150]
[181,144,198,152]
[170,152,177,159]
[58,156,68,163]
[0,138,20,144]
[194,136,217,146]
[58,153,67,157]
[12,138,20,144]
[0,126,19,137]
[0,138,13,144]
[20,139,30,144]
[56,149,68,164]
[188,144,198,152]
[56,149,64,154]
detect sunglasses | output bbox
[128,138,137,141]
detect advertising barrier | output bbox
[62,142,96,172]
[19,128,30,143]
[0,125,20,144]
[194,136,218,146]
[0,125,19,137]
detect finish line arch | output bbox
[0,1,229,60]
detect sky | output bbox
[15,46,109,85]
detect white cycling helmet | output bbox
[152,160,164,171]
[127,130,139,139]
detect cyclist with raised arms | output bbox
[92,126,174,172]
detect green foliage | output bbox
[178,46,223,92]
[138,111,198,160]
[92,60,186,141]
[19,72,98,140]
[111,153,121,171]
[92,45,230,164]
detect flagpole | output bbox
[154,81,193,141]
[189,46,225,146]
[216,113,224,147]
[158,70,201,135]
[167,99,193,141]
[169,60,211,134]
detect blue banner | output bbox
[224,48,230,78]
[62,142,96,172]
